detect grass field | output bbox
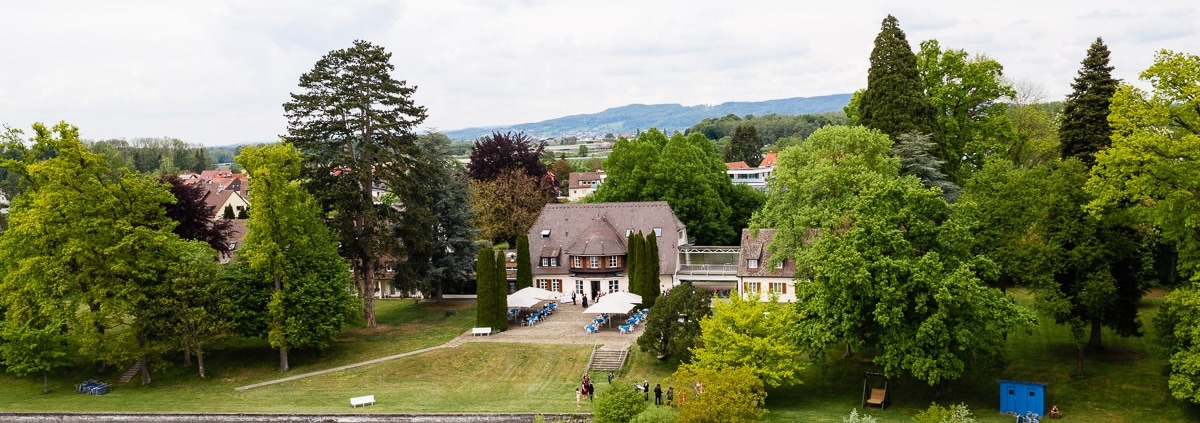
[2,294,1199,421]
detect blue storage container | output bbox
[998,380,1046,416]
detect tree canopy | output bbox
[858,15,938,144]
[283,39,431,328]
[236,142,358,372]
[1059,37,1118,166]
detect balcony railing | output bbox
[676,264,738,276]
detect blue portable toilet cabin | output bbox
[998,380,1046,416]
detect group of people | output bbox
[576,374,595,407]
[576,373,704,408]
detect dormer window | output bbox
[541,229,551,238]
[653,227,662,237]
[748,259,759,269]
[775,260,784,269]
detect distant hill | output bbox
[443,93,852,141]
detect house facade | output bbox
[528,201,687,300]
[725,151,777,191]
[567,171,606,201]
[737,228,800,302]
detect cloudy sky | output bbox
[2,1,1196,146]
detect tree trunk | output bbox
[844,343,853,358]
[139,355,151,385]
[183,338,193,367]
[197,344,207,378]
[279,345,289,372]
[42,371,49,394]
[1088,318,1103,349]
[1075,346,1085,376]
[363,260,378,328]
[436,280,444,303]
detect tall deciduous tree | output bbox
[161,175,233,257]
[916,39,1017,181]
[283,39,431,328]
[152,240,231,378]
[792,176,1035,386]
[689,295,803,388]
[858,15,938,144]
[236,143,358,372]
[467,131,558,197]
[0,122,185,385]
[470,168,554,246]
[637,281,711,360]
[402,133,478,301]
[1087,50,1200,401]
[1059,37,1118,166]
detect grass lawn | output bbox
[3,292,1200,421]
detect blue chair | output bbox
[585,324,597,334]
[619,324,632,334]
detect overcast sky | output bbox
[2,1,1196,146]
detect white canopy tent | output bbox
[597,291,642,305]
[507,286,563,309]
[506,294,542,309]
[583,300,636,315]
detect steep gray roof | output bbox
[528,201,686,276]
[738,228,797,278]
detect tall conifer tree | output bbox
[643,232,661,307]
[626,231,642,296]
[516,236,532,290]
[475,248,495,328]
[1059,37,1118,166]
[493,250,509,331]
[858,15,938,144]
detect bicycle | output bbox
[1008,411,1040,423]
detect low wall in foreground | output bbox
[0,413,590,423]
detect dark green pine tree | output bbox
[626,231,642,297]
[858,15,938,145]
[643,232,661,308]
[475,248,496,328]
[727,124,763,167]
[493,250,509,331]
[1059,37,1118,167]
[516,236,532,290]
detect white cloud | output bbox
[1,0,1196,145]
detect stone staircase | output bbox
[588,345,629,371]
[117,361,142,384]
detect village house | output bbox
[725,151,777,191]
[527,202,687,301]
[736,228,799,302]
[567,170,606,201]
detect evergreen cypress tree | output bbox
[494,250,509,331]
[1059,37,1118,167]
[858,15,938,144]
[516,236,532,290]
[643,232,660,307]
[626,231,642,296]
[475,248,495,328]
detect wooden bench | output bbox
[471,327,492,336]
[866,388,886,409]
[350,394,375,407]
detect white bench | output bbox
[351,394,375,407]
[472,327,492,336]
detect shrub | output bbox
[912,403,976,423]
[844,408,879,423]
[631,405,680,423]
[594,380,647,423]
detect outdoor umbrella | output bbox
[598,291,642,305]
[511,286,561,301]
